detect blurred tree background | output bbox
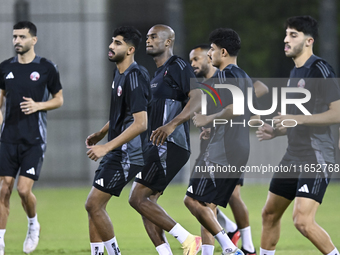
[184,0,322,77]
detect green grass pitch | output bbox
[4,183,340,254]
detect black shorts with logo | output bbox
[0,142,45,181]
[134,142,190,193]
[269,153,333,204]
[93,152,143,197]
[186,157,242,208]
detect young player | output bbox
[0,21,63,254]
[257,16,340,255]
[84,26,151,255]
[184,28,258,255]
[189,44,267,255]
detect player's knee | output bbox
[85,197,99,214]
[261,206,277,224]
[16,185,31,199]
[128,194,142,210]
[293,214,311,237]
[0,183,12,202]
[183,195,195,210]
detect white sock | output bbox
[104,236,121,255]
[327,248,340,255]
[27,214,39,229]
[260,247,275,255]
[216,208,237,233]
[214,230,237,251]
[0,229,5,246]
[156,243,173,255]
[90,242,104,255]
[169,223,190,244]
[201,244,215,255]
[239,226,255,252]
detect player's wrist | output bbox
[298,115,307,125]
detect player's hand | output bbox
[20,97,40,115]
[150,123,176,146]
[86,144,109,161]
[273,112,301,131]
[192,112,211,127]
[256,123,275,141]
[199,127,211,140]
[86,132,105,146]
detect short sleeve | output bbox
[0,62,6,90]
[47,62,62,95]
[215,70,236,107]
[125,70,150,114]
[312,60,340,105]
[166,58,196,95]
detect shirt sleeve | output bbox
[125,70,150,114]
[312,60,340,105]
[215,70,235,107]
[0,63,5,90]
[166,58,196,96]
[47,62,62,95]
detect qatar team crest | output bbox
[297,79,305,88]
[117,85,122,96]
[30,71,40,81]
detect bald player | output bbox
[129,24,202,255]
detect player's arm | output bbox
[192,103,238,128]
[274,99,340,130]
[150,88,201,146]
[85,121,110,146]
[0,89,5,125]
[87,111,147,161]
[253,80,269,98]
[20,89,64,115]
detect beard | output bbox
[285,41,304,58]
[108,50,125,63]
[15,44,30,55]
[196,64,210,78]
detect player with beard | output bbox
[85,26,151,255]
[189,44,267,255]
[257,16,340,255]
[129,24,202,255]
[184,28,259,255]
[0,21,63,254]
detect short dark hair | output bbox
[113,26,142,51]
[191,44,211,51]
[13,21,37,36]
[209,28,241,57]
[285,16,318,40]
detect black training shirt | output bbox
[0,56,62,145]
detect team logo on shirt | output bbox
[297,79,306,88]
[117,85,122,96]
[30,71,40,81]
